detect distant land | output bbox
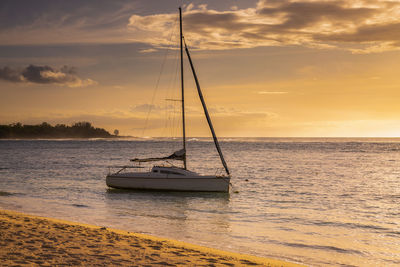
[0,122,119,139]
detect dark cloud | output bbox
[0,65,96,87]
[0,0,143,45]
[2,0,400,52]
[0,0,137,30]
[127,1,400,53]
[258,1,377,30]
[0,66,22,82]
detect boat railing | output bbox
[214,167,226,177]
[108,165,146,175]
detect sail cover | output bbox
[184,40,230,176]
[130,149,185,162]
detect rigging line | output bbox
[162,65,174,138]
[162,41,180,140]
[173,47,181,140]
[170,60,180,140]
[181,0,189,10]
[141,15,179,138]
[166,44,181,147]
[163,20,180,153]
[166,38,181,95]
[161,65,177,138]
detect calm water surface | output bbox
[0,138,400,266]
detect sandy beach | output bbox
[0,209,302,266]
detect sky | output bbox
[1,0,400,137]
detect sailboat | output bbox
[106,7,231,192]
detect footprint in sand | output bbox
[13,260,29,265]
[106,253,122,257]
[66,246,81,249]
[40,253,56,259]
[221,262,235,266]
[206,258,218,263]
[172,251,183,256]
[67,260,81,265]
[41,243,55,249]
[94,254,107,259]
[154,261,175,266]
[240,259,259,265]
[7,251,23,257]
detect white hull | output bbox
[106,171,230,192]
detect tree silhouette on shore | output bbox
[0,122,115,139]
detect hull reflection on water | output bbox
[104,188,232,246]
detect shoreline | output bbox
[1,209,303,266]
[0,136,130,140]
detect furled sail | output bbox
[130,149,185,162]
[183,39,230,176]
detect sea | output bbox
[0,138,399,266]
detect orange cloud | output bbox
[127,0,400,53]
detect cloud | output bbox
[0,65,96,87]
[139,48,157,53]
[257,1,376,30]
[126,0,400,53]
[0,66,22,82]
[130,104,174,113]
[2,1,400,53]
[0,0,139,45]
[315,21,400,44]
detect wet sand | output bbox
[0,209,302,266]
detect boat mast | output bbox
[179,7,187,170]
[183,39,230,176]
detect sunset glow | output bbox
[1,0,400,137]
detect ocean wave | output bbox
[312,220,390,232]
[282,241,363,255]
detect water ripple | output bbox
[282,242,363,255]
[1,139,400,266]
